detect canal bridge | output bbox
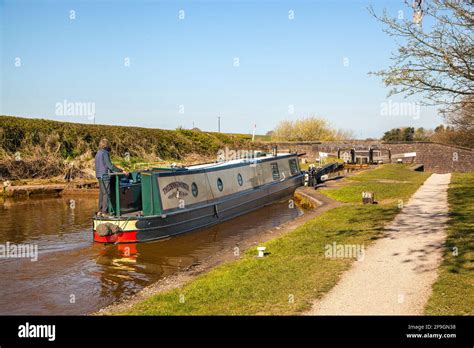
[255,141,474,173]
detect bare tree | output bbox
[369,0,474,117]
[447,95,474,130]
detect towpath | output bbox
[308,173,451,315]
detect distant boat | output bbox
[93,152,303,243]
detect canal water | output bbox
[0,194,302,315]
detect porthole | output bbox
[237,173,243,186]
[191,182,198,197]
[217,178,224,192]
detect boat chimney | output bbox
[272,145,278,157]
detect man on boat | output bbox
[95,138,126,217]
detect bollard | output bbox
[362,191,375,204]
[257,246,266,258]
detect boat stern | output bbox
[93,216,140,243]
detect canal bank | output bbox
[102,165,432,315]
[1,179,99,198]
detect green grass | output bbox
[346,163,426,182]
[116,164,430,315]
[252,134,273,142]
[425,173,474,315]
[320,164,431,203]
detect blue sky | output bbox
[1,0,443,138]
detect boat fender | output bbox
[96,222,122,236]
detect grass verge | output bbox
[425,173,474,315]
[319,164,430,203]
[116,165,429,315]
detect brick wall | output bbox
[254,141,474,173]
[382,142,473,173]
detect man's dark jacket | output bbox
[95,149,122,179]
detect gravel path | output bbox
[308,173,451,315]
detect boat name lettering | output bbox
[162,181,190,195]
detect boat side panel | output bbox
[157,155,297,211]
[134,174,303,242]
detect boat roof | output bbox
[188,152,295,170]
[150,153,296,173]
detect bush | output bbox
[271,117,353,141]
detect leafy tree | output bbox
[382,128,402,141]
[403,127,415,141]
[382,127,418,141]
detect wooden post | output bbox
[362,191,375,204]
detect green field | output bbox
[319,164,430,203]
[116,165,429,315]
[425,173,474,315]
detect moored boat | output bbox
[93,152,303,243]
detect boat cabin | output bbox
[105,152,301,218]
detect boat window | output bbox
[289,159,298,175]
[237,173,243,186]
[191,182,198,197]
[217,178,224,191]
[271,163,280,180]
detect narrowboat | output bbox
[93,152,303,243]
